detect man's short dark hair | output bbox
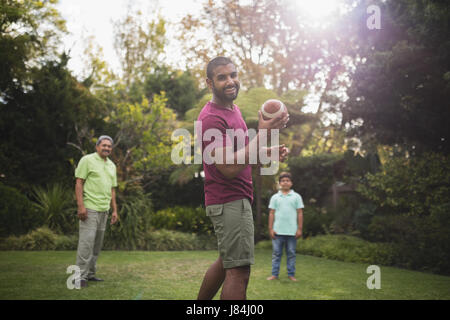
[207,56,235,80]
[278,172,292,182]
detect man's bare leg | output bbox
[197,257,226,300]
[220,265,250,300]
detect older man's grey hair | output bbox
[96,135,114,146]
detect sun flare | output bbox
[295,0,340,20]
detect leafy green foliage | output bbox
[150,206,213,235]
[140,229,216,251]
[31,183,77,234]
[355,152,450,274]
[357,153,450,216]
[288,153,344,203]
[367,213,450,274]
[0,57,108,189]
[0,226,215,251]
[109,93,176,190]
[104,192,153,250]
[0,227,77,250]
[143,66,206,118]
[113,9,166,87]
[0,0,66,98]
[302,206,334,238]
[0,183,39,237]
[297,235,396,266]
[256,234,396,266]
[343,0,450,153]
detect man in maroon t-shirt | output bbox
[196,57,289,300]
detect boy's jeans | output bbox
[271,235,297,277]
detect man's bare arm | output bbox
[110,188,118,225]
[75,178,87,221]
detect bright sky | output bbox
[56,0,203,77]
[57,0,342,76]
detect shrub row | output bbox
[256,234,449,275]
[256,235,396,265]
[0,227,78,250]
[298,235,396,266]
[0,227,217,251]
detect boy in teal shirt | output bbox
[267,172,304,281]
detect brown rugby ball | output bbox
[260,99,287,120]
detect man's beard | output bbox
[212,82,239,102]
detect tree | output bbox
[342,0,450,154]
[113,8,166,88]
[0,0,66,99]
[178,0,325,92]
[108,93,177,192]
[143,66,206,119]
[78,34,118,92]
[0,55,107,189]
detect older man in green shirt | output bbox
[75,135,118,288]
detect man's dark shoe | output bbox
[80,279,88,288]
[88,277,104,282]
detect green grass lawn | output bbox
[0,249,449,300]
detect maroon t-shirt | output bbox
[197,101,253,206]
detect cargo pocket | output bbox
[240,199,254,262]
[206,204,224,235]
[206,204,225,256]
[206,204,224,217]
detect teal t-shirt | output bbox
[269,190,304,236]
[75,152,117,212]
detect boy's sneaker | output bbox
[288,276,298,282]
[266,276,278,280]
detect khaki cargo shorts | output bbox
[206,198,255,269]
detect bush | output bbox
[140,229,216,251]
[326,193,367,234]
[297,235,396,265]
[0,227,77,250]
[31,183,77,234]
[104,191,153,250]
[353,203,377,238]
[357,152,450,216]
[150,206,214,235]
[0,227,215,251]
[0,183,40,237]
[288,153,343,203]
[101,192,216,251]
[302,206,334,237]
[353,152,450,275]
[256,234,396,266]
[367,213,450,275]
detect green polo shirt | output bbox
[75,152,117,212]
[269,190,304,236]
